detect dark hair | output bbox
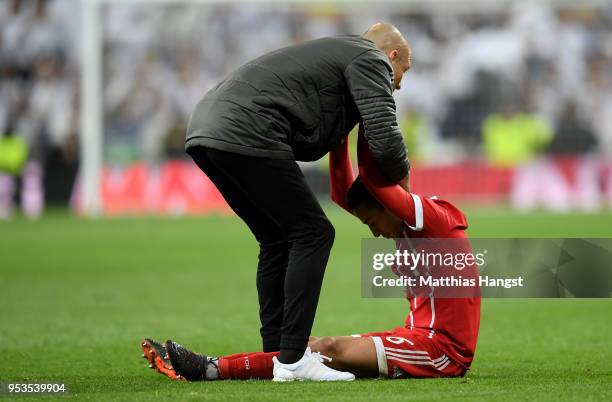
[346,177,382,210]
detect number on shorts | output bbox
[385,336,414,345]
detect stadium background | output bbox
[1,0,611,400]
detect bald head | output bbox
[363,22,412,90]
[363,23,408,54]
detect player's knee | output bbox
[310,336,339,356]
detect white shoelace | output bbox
[310,351,333,364]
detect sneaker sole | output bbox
[272,376,355,382]
[272,377,295,382]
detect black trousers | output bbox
[187,146,335,353]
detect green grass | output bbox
[1,205,612,401]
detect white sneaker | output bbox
[272,347,355,382]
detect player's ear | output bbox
[388,49,398,61]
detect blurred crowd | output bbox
[1,0,612,216]
[0,0,78,217]
[98,1,612,165]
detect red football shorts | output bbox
[355,326,466,379]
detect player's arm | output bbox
[358,135,463,234]
[329,138,355,213]
[344,51,409,184]
[357,130,424,231]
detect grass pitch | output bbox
[1,205,611,401]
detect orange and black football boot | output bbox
[165,340,213,381]
[141,338,184,380]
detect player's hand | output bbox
[399,172,410,193]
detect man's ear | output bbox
[388,49,398,60]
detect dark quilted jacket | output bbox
[186,35,409,182]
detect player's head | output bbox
[363,22,411,91]
[346,177,404,239]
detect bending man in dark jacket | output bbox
[182,22,411,382]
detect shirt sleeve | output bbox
[356,131,421,229]
[357,131,469,235]
[329,136,355,213]
[344,51,409,182]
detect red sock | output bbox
[219,352,250,360]
[218,351,279,379]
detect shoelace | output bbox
[310,351,333,364]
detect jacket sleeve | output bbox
[358,132,463,234]
[329,137,355,213]
[357,131,422,230]
[344,51,409,182]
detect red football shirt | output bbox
[329,132,481,368]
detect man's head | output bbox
[363,22,411,91]
[346,177,404,238]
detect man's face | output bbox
[389,47,411,91]
[353,203,404,239]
